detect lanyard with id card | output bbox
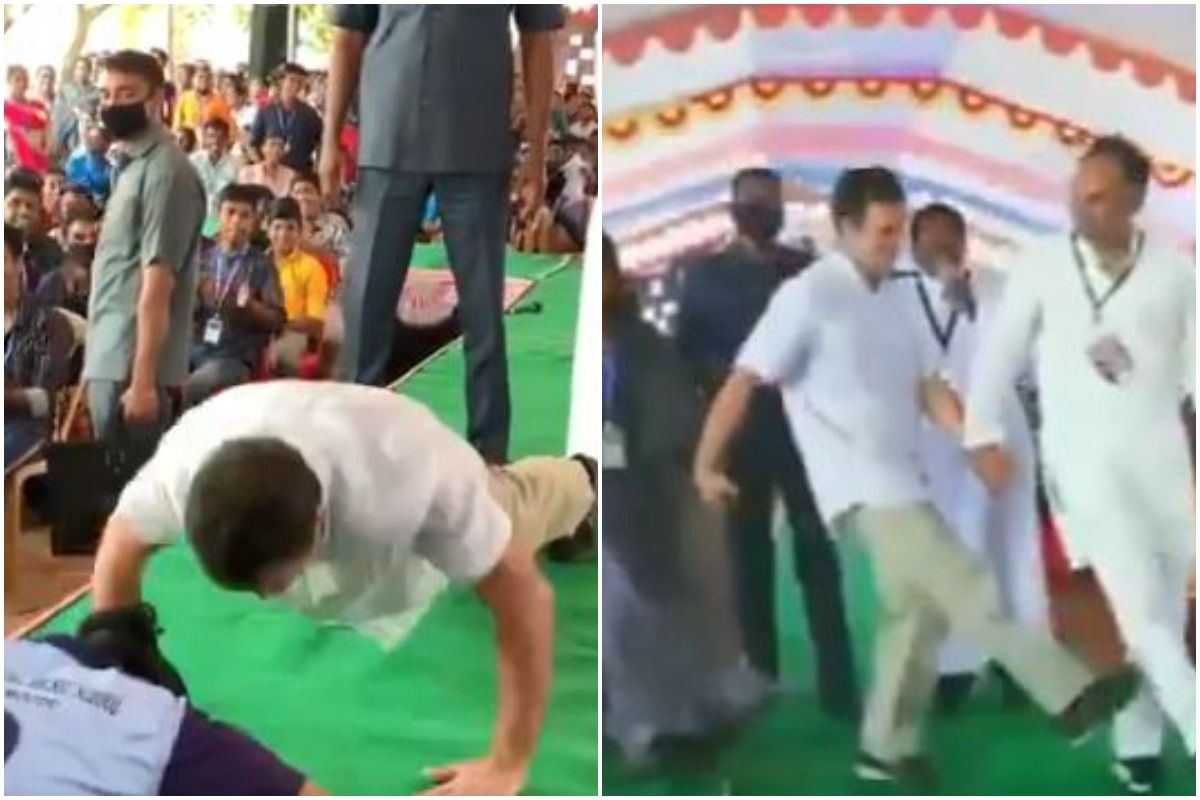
[1071,233,1142,385]
[205,250,248,346]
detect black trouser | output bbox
[340,169,511,463]
[726,389,860,713]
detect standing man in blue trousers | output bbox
[320,5,562,464]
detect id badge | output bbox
[203,316,224,346]
[1085,331,1132,384]
[602,421,628,470]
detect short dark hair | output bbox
[149,47,169,66]
[201,116,230,138]
[290,171,320,192]
[185,438,321,590]
[5,167,42,198]
[100,50,164,92]
[1083,135,1151,193]
[216,183,262,212]
[44,165,65,180]
[278,62,308,80]
[4,223,25,258]
[60,182,93,202]
[64,204,99,229]
[732,167,781,195]
[268,197,302,225]
[830,166,906,229]
[911,202,966,242]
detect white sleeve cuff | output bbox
[24,389,50,419]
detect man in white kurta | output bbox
[965,137,1195,791]
[897,203,1049,696]
[88,380,596,795]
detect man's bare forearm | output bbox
[91,516,157,611]
[477,546,554,770]
[694,369,758,475]
[519,31,554,156]
[130,267,173,390]
[323,30,364,145]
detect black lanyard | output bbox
[915,276,959,352]
[1070,232,1143,322]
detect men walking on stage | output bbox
[896,203,1050,708]
[321,5,561,464]
[676,168,859,719]
[693,165,1137,790]
[965,136,1195,794]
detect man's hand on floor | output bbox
[419,754,527,796]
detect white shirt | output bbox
[736,250,934,525]
[188,149,242,218]
[964,233,1194,558]
[114,381,511,645]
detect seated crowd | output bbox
[5,52,597,471]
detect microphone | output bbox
[510,301,544,316]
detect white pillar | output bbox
[566,212,601,457]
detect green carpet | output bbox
[33,245,597,796]
[603,535,1196,796]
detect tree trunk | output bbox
[60,5,112,79]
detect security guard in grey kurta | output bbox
[323,5,562,464]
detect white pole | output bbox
[566,211,601,458]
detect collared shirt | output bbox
[332,4,564,173]
[736,250,935,525]
[84,125,205,386]
[274,248,329,322]
[965,232,1194,458]
[676,240,811,386]
[189,149,242,219]
[193,244,284,368]
[249,100,322,171]
[173,90,233,133]
[112,381,512,645]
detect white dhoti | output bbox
[966,232,1196,758]
[901,265,1049,677]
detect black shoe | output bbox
[1112,757,1163,794]
[935,673,978,714]
[854,752,939,794]
[545,455,596,563]
[1056,668,1140,745]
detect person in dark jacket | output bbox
[675,168,859,720]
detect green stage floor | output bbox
[34,246,597,796]
[603,536,1196,795]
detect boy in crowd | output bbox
[4,167,62,286]
[266,197,329,375]
[239,132,295,198]
[184,183,284,408]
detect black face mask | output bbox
[99,101,150,140]
[731,201,783,244]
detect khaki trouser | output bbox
[837,502,1094,761]
[487,456,595,552]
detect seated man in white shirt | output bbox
[190,117,242,221]
[692,166,1137,791]
[89,380,596,796]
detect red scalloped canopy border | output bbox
[603,4,1196,103]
